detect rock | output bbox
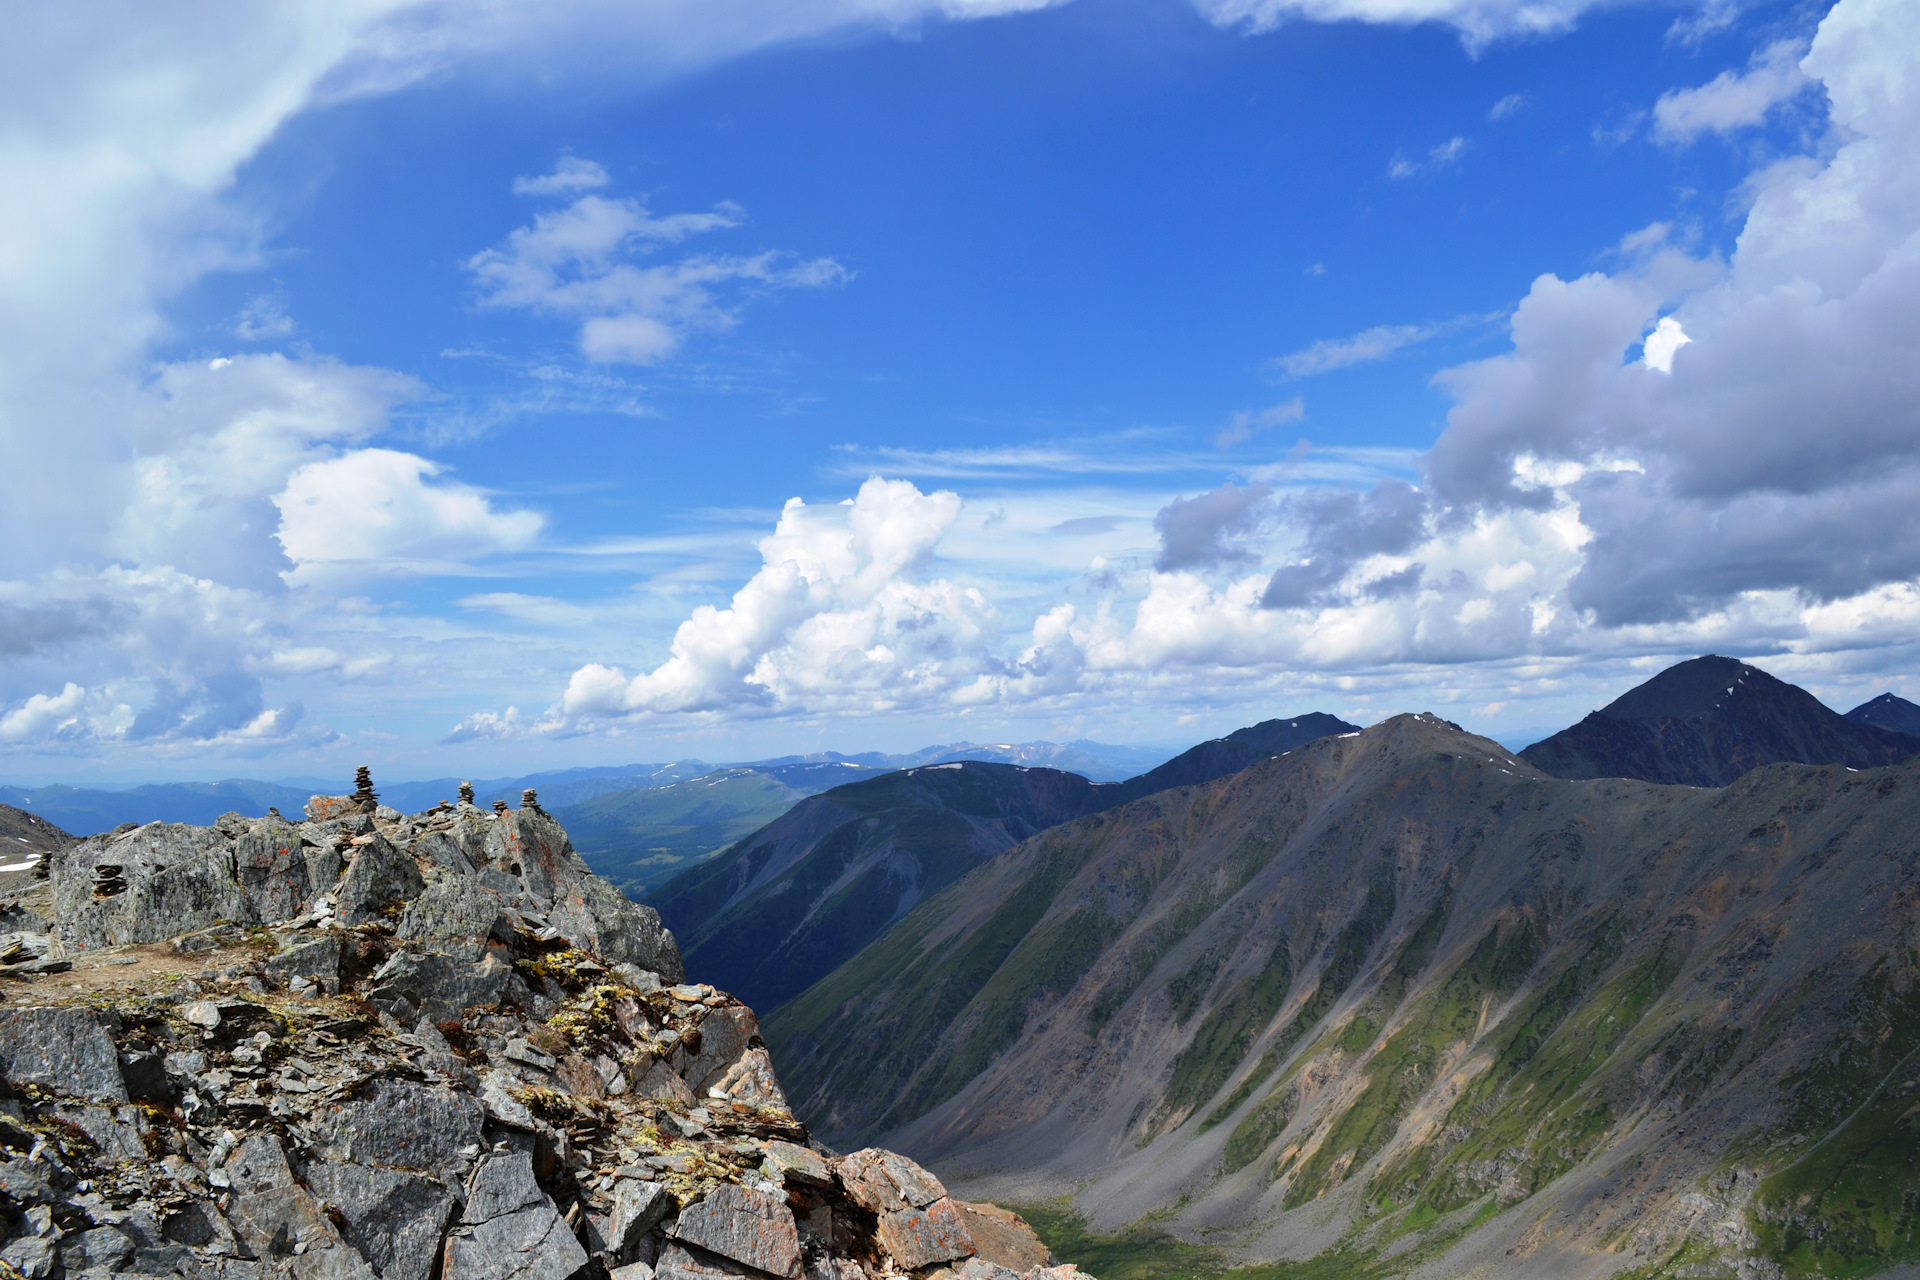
[231,822,319,922]
[671,1183,803,1279]
[709,1048,787,1111]
[611,1264,657,1280]
[0,1236,56,1279]
[397,877,509,945]
[182,1000,223,1029]
[605,1180,673,1262]
[306,1159,456,1280]
[479,1070,537,1129]
[222,1134,377,1280]
[951,1204,1054,1273]
[443,1146,588,1280]
[264,936,343,991]
[683,1006,756,1094]
[655,1243,767,1280]
[636,1059,696,1106]
[759,1141,830,1188]
[0,1006,128,1101]
[311,1078,485,1173]
[51,823,253,950]
[334,837,425,926]
[371,950,511,1023]
[874,1199,974,1271]
[59,1226,135,1274]
[306,795,360,823]
[835,1149,947,1213]
[502,1039,557,1072]
[0,1156,56,1204]
[119,1046,171,1102]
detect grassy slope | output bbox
[560,770,806,899]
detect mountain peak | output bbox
[1521,655,1920,786]
[1847,691,1920,737]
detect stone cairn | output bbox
[352,765,379,813]
[521,788,542,814]
[492,800,509,815]
[90,863,128,899]
[458,780,475,806]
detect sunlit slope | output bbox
[563,768,811,898]
[766,713,1920,1280]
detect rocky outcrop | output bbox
[0,778,1073,1280]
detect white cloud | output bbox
[0,684,94,744]
[558,476,995,717]
[274,449,545,582]
[466,182,847,364]
[1387,135,1468,178]
[512,154,609,196]
[1488,92,1528,120]
[1653,37,1813,144]
[1641,315,1691,371]
[1269,314,1499,379]
[1193,0,1609,49]
[1215,397,1305,447]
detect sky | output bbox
[2,0,1916,785]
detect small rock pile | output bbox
[0,777,1081,1280]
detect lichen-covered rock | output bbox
[874,1198,975,1271]
[310,1078,485,1174]
[306,1159,457,1280]
[369,949,512,1023]
[671,1183,802,1279]
[335,837,425,926]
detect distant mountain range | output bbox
[0,737,1176,838]
[1517,655,1920,785]
[648,714,1360,1013]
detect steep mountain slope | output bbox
[562,764,886,898]
[1846,691,1920,737]
[1519,654,1920,785]
[765,714,1920,1280]
[0,800,74,862]
[653,762,1112,1013]
[651,715,1357,1015]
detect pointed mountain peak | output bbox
[1595,654,1785,723]
[1846,692,1920,737]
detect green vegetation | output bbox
[1751,961,1920,1278]
[1015,1202,1229,1280]
[1159,940,1295,1127]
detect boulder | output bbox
[443,1146,588,1280]
[397,877,509,947]
[221,1133,376,1280]
[671,1183,802,1280]
[334,837,425,926]
[605,1179,673,1262]
[952,1203,1054,1273]
[835,1149,947,1213]
[655,1243,766,1280]
[231,821,319,922]
[369,949,511,1023]
[0,1007,127,1101]
[264,935,343,991]
[311,1078,485,1174]
[874,1199,974,1271]
[759,1141,830,1189]
[305,1159,457,1280]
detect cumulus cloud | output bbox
[1153,483,1273,571]
[274,449,544,581]
[557,477,993,718]
[1260,479,1428,607]
[1653,37,1813,144]
[512,154,609,196]
[466,177,847,364]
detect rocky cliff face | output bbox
[1519,655,1920,786]
[764,713,1920,1280]
[0,782,1074,1280]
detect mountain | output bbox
[0,801,74,865]
[650,715,1358,1015]
[746,740,1175,783]
[0,779,318,835]
[652,762,1114,1014]
[1518,654,1920,785]
[1847,691,1920,737]
[559,762,889,899]
[762,713,1920,1280]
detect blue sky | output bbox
[3,0,1915,784]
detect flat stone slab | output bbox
[0,1007,126,1101]
[672,1184,802,1280]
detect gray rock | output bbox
[611,1264,656,1280]
[0,1006,127,1100]
[51,825,255,950]
[479,1070,537,1129]
[60,1226,136,1274]
[605,1180,673,1262]
[654,1243,761,1280]
[52,1101,148,1158]
[227,1131,295,1193]
[333,837,425,926]
[397,878,508,947]
[370,950,511,1023]
[1,1236,56,1279]
[671,1184,802,1280]
[311,1078,484,1173]
[0,1155,55,1203]
[263,936,342,990]
[443,1147,588,1280]
[682,1007,756,1094]
[231,823,316,922]
[759,1142,829,1189]
[502,1039,556,1072]
[305,1159,456,1280]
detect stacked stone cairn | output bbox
[0,771,1079,1280]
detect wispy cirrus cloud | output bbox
[1388,135,1468,179]
[1269,313,1499,380]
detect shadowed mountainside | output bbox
[1518,654,1920,785]
[651,715,1358,1014]
[763,713,1920,1280]
[1847,691,1920,737]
